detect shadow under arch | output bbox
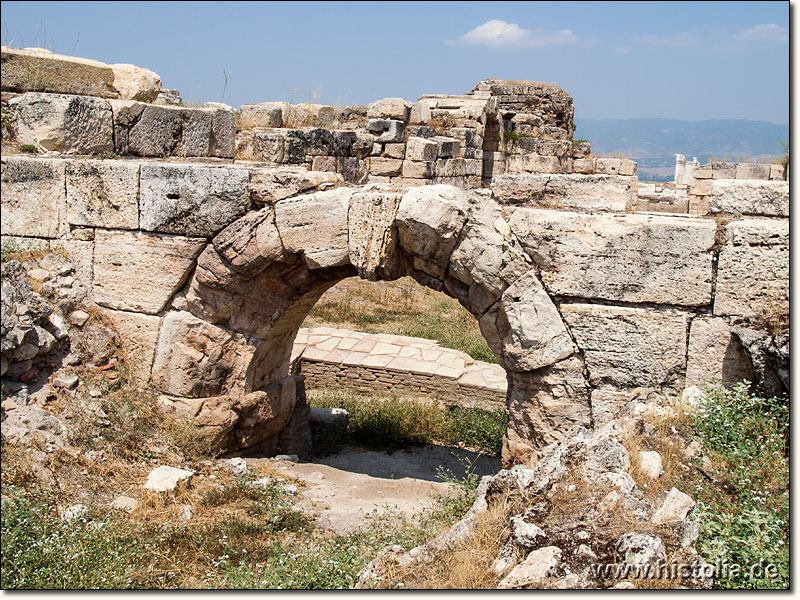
[150,184,593,466]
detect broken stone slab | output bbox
[432,136,461,158]
[237,102,286,128]
[51,372,79,389]
[275,187,354,269]
[139,163,250,236]
[10,92,114,154]
[69,309,91,327]
[709,179,789,217]
[713,217,789,320]
[405,136,439,162]
[211,205,288,278]
[509,209,716,306]
[144,465,194,492]
[491,174,634,211]
[248,167,343,205]
[65,160,140,229]
[498,546,562,588]
[1,157,66,238]
[93,230,206,314]
[511,516,546,549]
[651,487,696,524]
[1,46,119,98]
[221,457,248,476]
[110,63,162,102]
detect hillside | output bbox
[574,118,789,181]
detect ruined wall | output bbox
[1,48,789,466]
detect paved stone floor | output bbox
[292,326,507,393]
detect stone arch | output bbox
[151,184,592,465]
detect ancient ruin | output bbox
[1,47,789,467]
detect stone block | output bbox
[103,309,162,379]
[65,160,140,229]
[110,63,162,102]
[560,304,688,391]
[571,141,591,158]
[432,136,461,158]
[310,156,368,184]
[689,179,712,196]
[594,157,624,175]
[237,102,286,128]
[275,187,353,269]
[713,218,789,319]
[93,229,206,314]
[402,160,435,179]
[366,118,404,143]
[509,209,715,306]
[492,174,633,211]
[619,159,637,176]
[248,167,342,205]
[505,154,564,174]
[694,166,712,179]
[436,158,466,177]
[368,157,403,177]
[685,316,754,387]
[709,179,789,217]
[383,143,406,159]
[571,157,595,174]
[1,47,119,98]
[405,137,438,161]
[348,187,405,281]
[367,98,412,122]
[769,164,786,180]
[735,163,770,180]
[10,92,114,154]
[1,157,65,238]
[711,162,736,179]
[139,163,251,236]
[151,310,256,397]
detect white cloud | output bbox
[455,19,577,48]
[735,23,789,43]
[632,32,696,48]
[614,44,632,55]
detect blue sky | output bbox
[1,1,790,123]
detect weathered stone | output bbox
[102,310,162,378]
[639,450,664,479]
[560,304,688,391]
[237,102,285,128]
[481,271,574,372]
[10,93,114,153]
[144,465,193,492]
[65,160,140,229]
[594,157,623,175]
[221,457,248,476]
[769,164,786,180]
[139,163,250,236]
[93,230,205,314]
[713,218,788,319]
[498,546,562,588]
[365,118,404,143]
[1,47,118,97]
[685,316,755,387]
[1,157,65,238]
[275,187,353,269]
[110,63,162,102]
[511,516,546,548]
[52,372,79,389]
[432,136,461,158]
[709,179,789,217]
[492,174,634,211]
[616,533,666,568]
[111,495,139,513]
[249,167,342,205]
[501,358,591,464]
[509,209,715,306]
[367,98,412,122]
[730,325,788,397]
[209,206,287,279]
[348,186,405,281]
[401,160,435,179]
[383,143,406,159]
[651,487,696,524]
[151,311,256,397]
[396,185,468,278]
[368,157,403,177]
[735,163,771,180]
[311,156,368,185]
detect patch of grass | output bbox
[503,131,535,141]
[308,390,506,456]
[687,383,788,589]
[305,277,496,363]
[19,143,39,153]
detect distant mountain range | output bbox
[574,118,789,181]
